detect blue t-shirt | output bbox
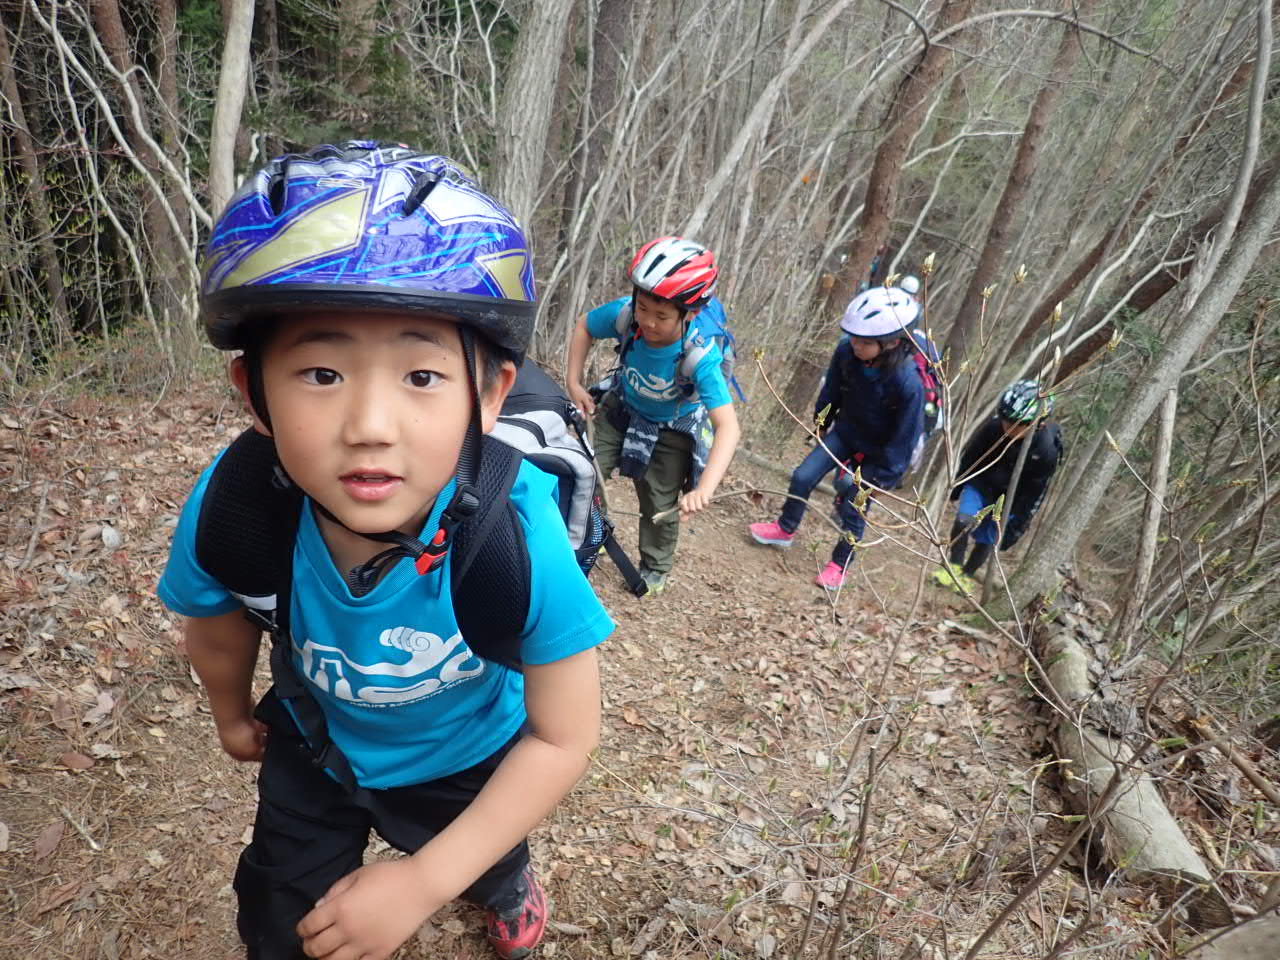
[586,296,732,420]
[158,454,614,790]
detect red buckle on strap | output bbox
[415,528,449,575]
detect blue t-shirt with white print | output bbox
[158,452,614,790]
[586,296,732,421]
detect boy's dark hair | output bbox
[239,317,516,427]
[633,286,692,313]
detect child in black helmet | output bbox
[936,379,1064,592]
[157,143,612,960]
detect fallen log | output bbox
[1184,914,1280,960]
[1031,588,1233,932]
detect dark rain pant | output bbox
[233,691,528,960]
[779,433,872,567]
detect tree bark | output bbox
[825,0,975,313]
[943,0,1099,376]
[493,0,576,227]
[209,0,256,216]
[338,0,379,95]
[0,17,72,344]
[1108,388,1177,651]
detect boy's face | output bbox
[1000,417,1032,440]
[633,290,690,347]
[233,311,514,541]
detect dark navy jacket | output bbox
[815,339,924,489]
[952,416,1064,535]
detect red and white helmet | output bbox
[841,286,920,338]
[629,236,718,309]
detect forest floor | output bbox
[2,378,1276,960]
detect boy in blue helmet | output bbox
[157,142,613,960]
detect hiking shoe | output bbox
[815,561,847,591]
[749,520,795,548]
[931,564,977,595]
[640,569,668,595]
[486,867,548,959]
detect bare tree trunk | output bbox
[493,0,575,226]
[825,0,974,312]
[998,125,1280,621]
[209,0,256,216]
[1034,594,1229,928]
[683,0,861,237]
[1108,388,1177,650]
[943,0,1098,376]
[338,0,379,95]
[1053,157,1279,385]
[1009,46,1258,357]
[583,0,630,193]
[0,17,72,345]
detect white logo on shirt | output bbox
[624,366,678,402]
[296,626,485,706]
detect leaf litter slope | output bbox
[2,381,1111,959]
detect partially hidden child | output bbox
[157,142,614,960]
[565,237,741,596]
[934,380,1064,594]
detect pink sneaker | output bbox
[815,561,847,591]
[749,520,794,548]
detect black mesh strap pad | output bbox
[195,428,302,606]
[450,436,529,669]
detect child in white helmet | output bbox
[748,287,925,591]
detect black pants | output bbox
[234,691,529,960]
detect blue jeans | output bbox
[956,484,1017,546]
[779,434,869,566]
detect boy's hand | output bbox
[298,859,440,960]
[216,715,268,762]
[679,487,714,517]
[568,383,596,416]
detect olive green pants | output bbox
[592,404,693,577]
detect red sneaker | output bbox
[486,867,548,959]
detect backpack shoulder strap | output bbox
[613,298,634,337]
[195,428,302,627]
[450,435,529,670]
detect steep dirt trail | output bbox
[1,384,1062,959]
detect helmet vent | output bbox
[403,173,441,217]
[267,159,290,217]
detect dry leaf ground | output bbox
[2,380,1274,959]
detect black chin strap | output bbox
[335,329,486,597]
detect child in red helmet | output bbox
[566,237,741,595]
